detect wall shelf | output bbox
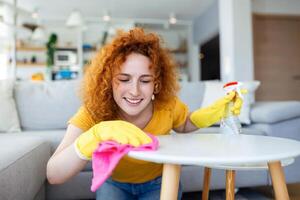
[16,46,46,51]
[169,48,187,53]
[55,46,77,51]
[16,62,46,67]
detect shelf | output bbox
[16,62,46,67]
[168,48,187,53]
[55,46,77,51]
[16,46,98,52]
[16,46,46,51]
[83,48,97,52]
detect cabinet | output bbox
[15,45,87,80]
[15,46,47,80]
[16,46,47,67]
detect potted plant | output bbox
[46,33,58,79]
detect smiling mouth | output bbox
[124,97,143,105]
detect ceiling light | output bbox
[169,13,177,25]
[102,10,111,22]
[66,10,84,27]
[32,8,39,19]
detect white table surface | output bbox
[128,133,300,169]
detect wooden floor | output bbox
[182,183,300,200]
[254,183,300,200]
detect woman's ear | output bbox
[154,82,161,94]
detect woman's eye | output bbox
[141,80,151,83]
[118,79,129,82]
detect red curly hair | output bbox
[81,28,180,122]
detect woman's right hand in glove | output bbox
[74,120,152,160]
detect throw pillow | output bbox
[0,79,21,132]
[14,80,81,130]
[201,80,260,125]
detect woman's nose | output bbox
[129,81,140,96]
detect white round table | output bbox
[128,133,300,200]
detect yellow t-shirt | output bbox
[68,97,189,183]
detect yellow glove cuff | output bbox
[74,128,99,160]
[190,107,224,128]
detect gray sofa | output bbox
[0,80,300,200]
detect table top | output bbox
[128,133,300,167]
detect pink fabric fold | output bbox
[91,134,159,192]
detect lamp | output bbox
[30,8,46,42]
[66,10,84,27]
[31,8,39,19]
[169,13,177,25]
[102,10,111,22]
[31,26,46,41]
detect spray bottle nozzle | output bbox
[223,81,244,100]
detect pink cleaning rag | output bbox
[91,134,159,192]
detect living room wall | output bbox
[192,0,300,83]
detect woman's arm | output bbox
[173,113,199,133]
[46,124,88,184]
[47,121,152,184]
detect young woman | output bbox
[46,28,242,200]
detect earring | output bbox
[151,94,155,100]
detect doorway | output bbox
[199,35,221,81]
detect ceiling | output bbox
[3,0,215,23]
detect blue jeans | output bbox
[96,176,182,200]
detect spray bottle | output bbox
[220,81,244,135]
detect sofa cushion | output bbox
[0,79,21,133]
[0,134,51,200]
[21,130,93,171]
[179,81,205,111]
[14,80,81,130]
[250,101,300,124]
[46,171,94,200]
[21,130,65,153]
[247,117,300,141]
[200,81,260,124]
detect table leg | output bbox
[268,161,290,200]
[226,170,235,200]
[202,167,212,200]
[160,164,181,200]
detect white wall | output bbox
[192,0,300,82]
[194,0,300,46]
[187,25,200,82]
[190,0,219,81]
[192,0,254,82]
[233,1,254,81]
[0,4,16,79]
[193,0,219,45]
[44,22,78,47]
[219,0,254,82]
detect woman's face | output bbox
[112,53,155,118]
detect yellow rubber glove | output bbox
[74,120,152,160]
[190,90,246,128]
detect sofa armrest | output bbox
[250,101,300,124]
